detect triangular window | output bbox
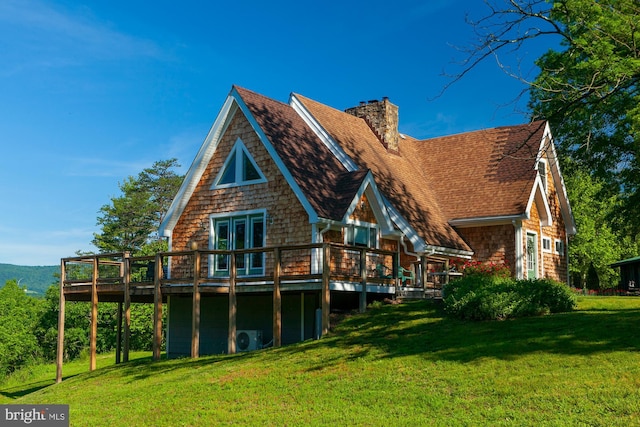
[213,138,266,188]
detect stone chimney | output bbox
[345,97,399,153]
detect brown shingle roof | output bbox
[235,86,362,221]
[413,121,546,220]
[237,87,546,254]
[294,93,471,252]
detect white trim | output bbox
[159,96,237,237]
[526,176,553,227]
[211,137,267,189]
[344,222,379,248]
[342,171,395,234]
[525,230,539,279]
[208,209,267,277]
[514,220,524,279]
[554,238,565,256]
[159,87,320,239]
[289,94,358,172]
[449,214,527,228]
[542,235,552,253]
[290,92,472,259]
[537,157,548,194]
[231,88,319,224]
[539,122,577,235]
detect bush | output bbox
[443,276,576,320]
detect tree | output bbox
[452,0,640,278]
[0,280,44,376]
[93,159,183,253]
[563,168,627,289]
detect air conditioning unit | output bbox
[236,330,262,352]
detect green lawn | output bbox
[3,296,640,426]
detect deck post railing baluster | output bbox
[123,252,131,362]
[359,247,367,313]
[191,250,201,358]
[152,253,163,361]
[89,256,98,371]
[273,247,282,347]
[228,251,237,354]
[56,259,66,383]
[321,244,330,336]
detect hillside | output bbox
[0,263,58,296]
[4,297,640,426]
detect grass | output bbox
[3,296,640,426]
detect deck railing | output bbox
[56,243,454,384]
[60,243,400,292]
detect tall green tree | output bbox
[527,0,640,236]
[564,168,627,289]
[92,159,183,253]
[453,0,640,276]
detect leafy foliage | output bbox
[92,159,183,253]
[454,0,640,283]
[0,280,44,376]
[443,275,576,320]
[562,168,636,289]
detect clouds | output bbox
[0,0,167,76]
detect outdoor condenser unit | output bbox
[236,330,262,352]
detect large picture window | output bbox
[210,213,265,276]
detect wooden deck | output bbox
[56,243,451,383]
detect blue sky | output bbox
[0,0,554,266]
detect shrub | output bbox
[443,276,576,320]
[450,258,512,279]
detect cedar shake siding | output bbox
[170,106,312,277]
[455,225,516,272]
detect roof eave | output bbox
[449,214,528,228]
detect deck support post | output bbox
[359,247,367,313]
[152,254,163,361]
[123,252,131,363]
[420,255,427,298]
[89,256,98,371]
[191,250,201,358]
[273,247,282,348]
[56,260,66,384]
[321,244,330,336]
[228,253,237,354]
[445,259,450,285]
[116,302,122,364]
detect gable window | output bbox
[346,224,378,248]
[542,236,552,253]
[210,212,265,277]
[213,138,266,188]
[555,239,565,256]
[538,160,547,192]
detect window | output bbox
[542,236,552,253]
[538,160,547,191]
[210,213,265,276]
[555,239,565,256]
[346,225,378,248]
[213,138,266,188]
[526,232,537,279]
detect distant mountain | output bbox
[0,263,59,296]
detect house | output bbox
[611,256,640,294]
[155,85,576,357]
